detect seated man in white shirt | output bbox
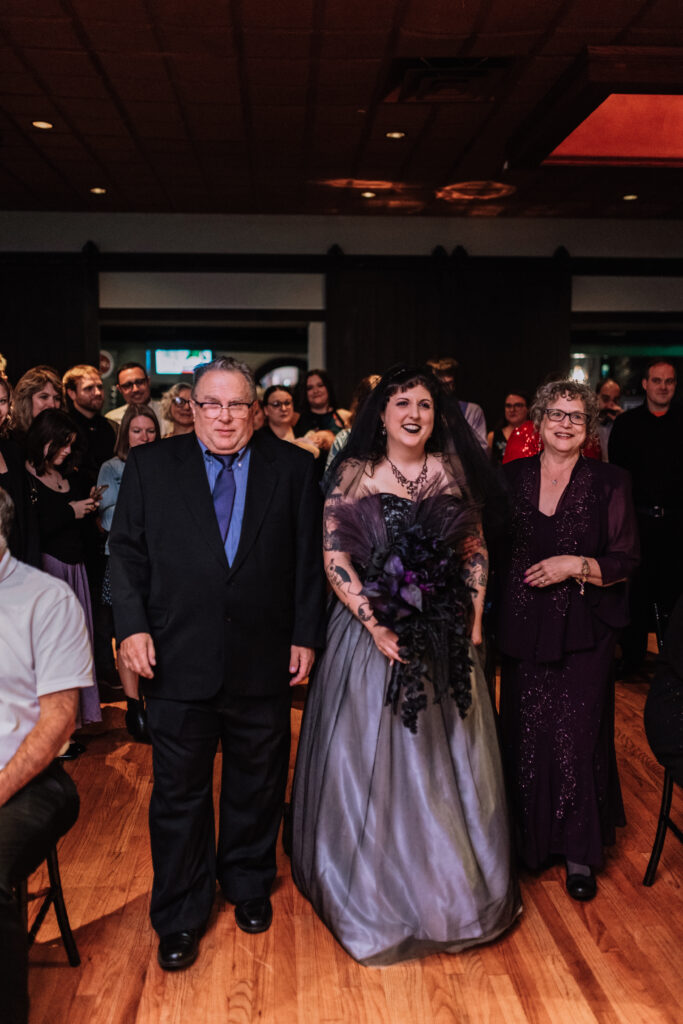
[0,488,94,1024]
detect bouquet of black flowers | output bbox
[329,488,478,733]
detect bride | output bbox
[291,365,521,966]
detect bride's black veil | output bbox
[325,365,505,536]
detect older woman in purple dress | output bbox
[498,380,639,901]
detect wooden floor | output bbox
[28,674,682,1024]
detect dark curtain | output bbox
[0,244,99,382]
[325,253,571,423]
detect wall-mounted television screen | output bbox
[154,349,213,375]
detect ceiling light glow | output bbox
[32,120,53,130]
[89,187,107,195]
[361,191,376,198]
[622,193,638,201]
[385,131,406,139]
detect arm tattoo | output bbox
[357,602,373,623]
[326,561,351,587]
[465,551,488,589]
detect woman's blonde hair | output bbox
[159,381,192,424]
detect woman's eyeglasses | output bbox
[544,408,589,426]
[505,402,526,410]
[267,400,293,410]
[172,396,192,407]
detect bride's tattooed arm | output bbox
[323,498,378,629]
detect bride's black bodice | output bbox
[379,493,412,542]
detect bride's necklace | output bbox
[386,453,428,499]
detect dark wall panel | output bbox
[0,246,99,382]
[325,255,571,424]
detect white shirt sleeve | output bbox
[33,590,94,697]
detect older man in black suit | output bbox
[109,356,326,971]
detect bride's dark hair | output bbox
[327,364,501,515]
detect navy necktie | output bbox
[211,454,236,543]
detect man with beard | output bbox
[63,365,115,486]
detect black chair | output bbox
[17,845,80,966]
[643,602,682,886]
[643,767,682,886]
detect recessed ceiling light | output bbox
[385,131,406,140]
[361,191,376,199]
[89,187,107,195]
[32,120,53,130]
[622,193,638,201]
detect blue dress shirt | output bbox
[197,437,251,565]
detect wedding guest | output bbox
[10,366,62,445]
[427,356,487,449]
[105,363,163,428]
[498,380,639,901]
[63,364,118,697]
[0,486,92,1024]
[0,373,39,564]
[291,365,520,965]
[160,382,194,438]
[609,360,683,678]
[97,404,160,742]
[595,378,623,461]
[263,385,319,458]
[62,364,115,485]
[487,392,529,464]
[25,409,102,743]
[294,369,349,453]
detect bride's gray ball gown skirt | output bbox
[291,602,522,966]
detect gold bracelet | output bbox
[578,556,590,596]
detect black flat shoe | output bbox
[125,699,151,744]
[58,740,85,760]
[157,929,200,971]
[235,897,273,934]
[566,871,597,902]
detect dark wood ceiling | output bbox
[1,0,682,219]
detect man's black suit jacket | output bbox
[109,429,326,700]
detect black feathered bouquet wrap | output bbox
[328,488,479,733]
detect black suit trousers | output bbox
[146,690,291,936]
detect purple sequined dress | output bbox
[498,455,639,869]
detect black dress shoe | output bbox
[157,929,200,971]
[125,699,151,744]
[566,871,597,902]
[235,897,273,934]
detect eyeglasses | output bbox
[266,399,293,409]
[193,399,253,419]
[119,378,148,391]
[505,402,526,410]
[172,396,191,407]
[544,407,589,426]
